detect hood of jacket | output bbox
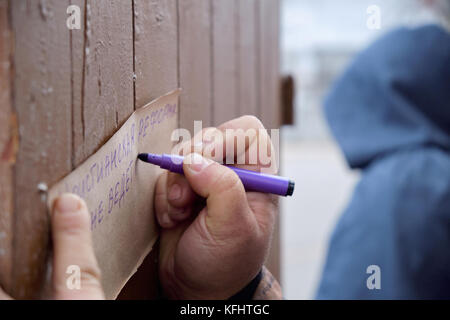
[324,25,450,169]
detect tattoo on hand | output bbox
[253,266,282,300]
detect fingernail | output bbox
[168,184,182,201]
[56,194,81,214]
[187,153,212,173]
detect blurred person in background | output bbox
[317,16,450,298]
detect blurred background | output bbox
[279,0,449,299]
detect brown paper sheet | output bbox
[48,89,180,299]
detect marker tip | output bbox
[137,153,148,162]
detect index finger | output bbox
[178,116,278,174]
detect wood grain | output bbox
[119,0,178,299]
[134,0,178,108]
[72,0,134,167]
[257,0,281,282]
[178,0,212,133]
[258,0,281,130]
[211,0,237,125]
[0,0,14,294]
[69,0,85,169]
[11,0,72,298]
[236,0,259,118]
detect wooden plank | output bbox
[257,0,281,282]
[134,0,178,107]
[236,0,258,118]
[71,0,137,297]
[211,0,237,126]
[118,0,178,299]
[178,0,212,134]
[69,0,85,168]
[258,0,281,130]
[72,0,134,167]
[0,0,14,294]
[11,0,72,298]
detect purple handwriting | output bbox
[62,103,177,231]
[90,158,134,230]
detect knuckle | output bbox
[167,173,188,194]
[203,128,224,143]
[241,115,265,129]
[79,264,103,287]
[192,127,222,146]
[201,127,220,137]
[53,264,103,298]
[53,209,90,235]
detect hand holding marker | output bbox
[138,153,295,197]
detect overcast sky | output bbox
[281,0,443,53]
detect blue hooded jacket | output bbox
[317,25,450,299]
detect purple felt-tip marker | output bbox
[138,153,295,197]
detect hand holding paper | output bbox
[1,194,105,300]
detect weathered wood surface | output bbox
[258,0,281,130]
[119,0,178,298]
[3,0,282,298]
[134,0,178,108]
[257,0,281,282]
[72,0,134,167]
[236,0,259,118]
[11,0,72,298]
[212,0,237,125]
[0,0,14,294]
[178,0,213,133]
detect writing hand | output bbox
[0,193,104,300]
[155,116,282,299]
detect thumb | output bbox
[51,193,104,299]
[183,153,257,238]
